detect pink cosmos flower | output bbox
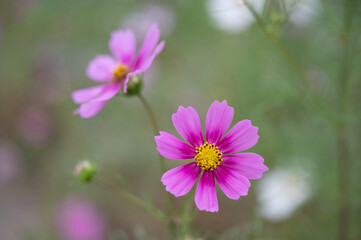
[155,100,268,212]
[56,199,106,240]
[72,23,165,118]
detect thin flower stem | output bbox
[242,0,332,118]
[336,1,359,239]
[242,0,310,90]
[136,94,177,239]
[137,94,166,173]
[95,177,168,222]
[244,1,355,239]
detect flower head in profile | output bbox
[155,100,268,212]
[72,23,164,118]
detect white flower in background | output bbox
[205,0,265,34]
[123,4,176,37]
[286,0,322,26]
[257,167,312,221]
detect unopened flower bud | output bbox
[125,75,143,96]
[74,160,97,182]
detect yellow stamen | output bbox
[112,64,131,83]
[195,142,223,171]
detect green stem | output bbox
[243,0,332,119]
[244,1,356,239]
[137,94,166,173]
[243,0,310,90]
[336,1,359,239]
[337,125,350,240]
[96,177,167,222]
[136,94,177,239]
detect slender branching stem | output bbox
[96,177,168,222]
[242,0,331,117]
[242,0,310,89]
[137,93,167,173]
[136,94,177,239]
[244,1,358,239]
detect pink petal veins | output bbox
[161,162,200,197]
[206,100,234,145]
[109,29,136,66]
[155,131,196,159]
[195,171,219,212]
[172,106,204,147]
[218,120,259,154]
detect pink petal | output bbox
[155,131,196,159]
[109,29,136,66]
[72,84,107,104]
[86,55,117,82]
[90,83,121,102]
[214,164,251,200]
[172,106,204,147]
[206,100,234,145]
[122,73,132,93]
[73,101,107,119]
[222,153,268,180]
[218,120,259,154]
[134,23,160,68]
[195,171,218,212]
[161,162,200,197]
[132,41,164,74]
[71,83,121,104]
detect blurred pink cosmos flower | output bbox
[72,23,165,118]
[0,139,23,185]
[57,199,106,240]
[155,100,268,212]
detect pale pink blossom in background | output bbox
[15,106,53,147]
[72,23,165,118]
[123,4,175,37]
[122,5,174,92]
[156,100,268,212]
[0,139,23,185]
[205,0,265,34]
[286,0,322,27]
[56,198,106,240]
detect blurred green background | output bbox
[0,0,360,239]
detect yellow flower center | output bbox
[112,64,131,83]
[195,142,223,171]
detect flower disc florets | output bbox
[112,64,131,83]
[195,142,223,171]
